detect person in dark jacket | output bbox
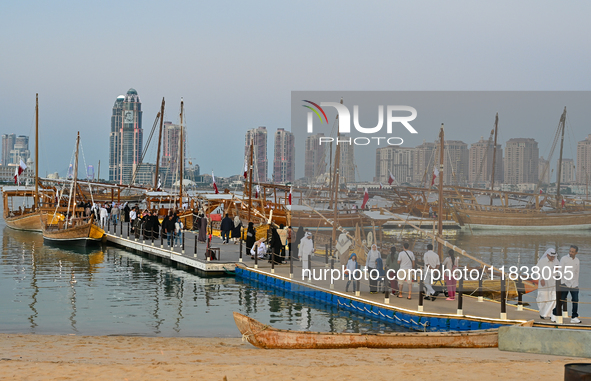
[269,227,283,264]
[220,214,233,244]
[164,214,175,246]
[123,203,131,223]
[245,222,256,253]
[293,226,305,258]
[150,211,160,239]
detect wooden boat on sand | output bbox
[233,312,533,349]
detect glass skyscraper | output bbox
[109,88,143,184]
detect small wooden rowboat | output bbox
[233,312,533,349]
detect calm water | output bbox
[0,214,410,337]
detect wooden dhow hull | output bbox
[454,207,591,230]
[41,215,105,247]
[5,210,42,232]
[233,312,502,349]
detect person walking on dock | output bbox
[299,232,314,276]
[245,222,256,253]
[397,243,415,300]
[278,224,288,262]
[164,214,175,247]
[231,216,242,244]
[174,219,183,247]
[423,244,440,301]
[345,253,359,292]
[442,249,459,301]
[99,204,108,229]
[386,246,399,296]
[293,226,305,259]
[129,207,137,233]
[536,248,559,319]
[552,245,581,324]
[366,244,381,294]
[220,214,233,244]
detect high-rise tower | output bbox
[109,88,143,184]
[244,127,268,182]
[272,128,295,183]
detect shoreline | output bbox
[0,333,586,380]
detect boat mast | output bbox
[248,141,254,222]
[72,132,80,217]
[34,93,39,211]
[331,98,343,244]
[555,107,567,208]
[179,98,184,209]
[490,113,498,205]
[437,124,444,260]
[155,98,165,189]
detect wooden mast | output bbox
[437,124,444,260]
[555,107,567,208]
[179,98,184,209]
[331,98,343,243]
[154,98,165,189]
[72,132,80,217]
[489,113,498,205]
[248,141,254,222]
[34,93,39,211]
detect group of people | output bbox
[245,223,314,266]
[220,214,243,244]
[344,243,459,302]
[91,201,132,228]
[536,245,581,324]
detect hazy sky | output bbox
[2,1,591,180]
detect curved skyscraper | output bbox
[109,88,143,184]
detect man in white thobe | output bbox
[536,248,559,319]
[299,232,314,276]
[423,244,440,300]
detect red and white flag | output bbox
[361,188,369,209]
[379,182,383,189]
[212,171,219,194]
[13,159,27,184]
[255,184,260,198]
[540,189,543,194]
[561,198,565,207]
[288,187,292,205]
[387,170,396,185]
[243,162,248,179]
[431,167,439,186]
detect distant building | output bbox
[304,133,326,181]
[576,134,591,184]
[338,136,355,184]
[2,134,30,165]
[245,127,268,182]
[160,121,186,177]
[434,140,468,186]
[538,156,550,184]
[272,128,295,183]
[109,88,143,184]
[1,134,15,165]
[375,146,413,184]
[560,158,575,184]
[412,141,436,185]
[504,138,539,185]
[468,137,503,186]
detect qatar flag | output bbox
[379,182,383,189]
[212,171,219,194]
[288,187,292,205]
[361,188,369,209]
[13,159,27,184]
[387,170,396,185]
[431,167,439,186]
[562,198,565,207]
[243,162,248,179]
[540,189,543,194]
[255,184,260,198]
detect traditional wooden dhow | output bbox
[233,312,533,349]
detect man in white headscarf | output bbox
[536,248,559,320]
[299,232,314,275]
[366,244,381,293]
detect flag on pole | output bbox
[13,159,27,184]
[157,175,162,190]
[212,171,219,194]
[288,187,292,205]
[387,170,396,185]
[255,184,260,198]
[431,167,439,186]
[561,198,565,208]
[540,189,543,194]
[243,162,248,179]
[361,188,369,209]
[379,182,383,189]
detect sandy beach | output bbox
[0,333,585,380]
